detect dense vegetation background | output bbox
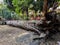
[0,0,60,20]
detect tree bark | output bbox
[43,0,48,17]
[26,7,29,20]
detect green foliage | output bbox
[12,0,33,12]
[5,0,59,13]
[5,0,15,11]
[0,5,11,20]
[0,3,20,20]
[30,0,43,12]
[12,0,34,20]
[5,0,59,20]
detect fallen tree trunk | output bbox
[8,22,41,35]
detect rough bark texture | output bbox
[43,0,48,16]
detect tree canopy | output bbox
[5,0,60,19]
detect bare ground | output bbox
[0,25,60,45]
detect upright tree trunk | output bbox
[43,0,48,17]
[22,11,24,19]
[26,7,29,20]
